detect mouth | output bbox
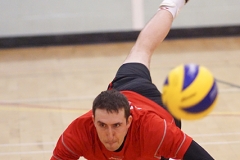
[106,141,116,145]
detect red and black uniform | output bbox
[51,63,214,160]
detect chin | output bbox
[106,148,116,151]
[105,144,119,151]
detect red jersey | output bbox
[51,91,192,160]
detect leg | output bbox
[123,10,173,69]
[108,0,187,127]
[123,0,187,69]
[108,63,163,107]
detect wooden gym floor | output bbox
[0,36,240,160]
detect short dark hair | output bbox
[92,89,130,120]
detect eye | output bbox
[99,123,106,128]
[114,123,121,128]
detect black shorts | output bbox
[108,63,164,108]
[108,63,181,128]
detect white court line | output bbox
[219,88,240,93]
[191,132,240,137]
[0,88,239,104]
[0,132,240,156]
[201,141,240,145]
[0,141,240,156]
[0,142,55,147]
[0,150,52,156]
[0,95,95,104]
[1,132,239,148]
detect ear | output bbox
[92,115,95,123]
[127,115,133,128]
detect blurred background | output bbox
[1,0,240,47]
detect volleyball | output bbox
[162,63,218,120]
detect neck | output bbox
[114,136,127,152]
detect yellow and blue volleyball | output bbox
[162,63,218,120]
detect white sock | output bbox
[159,0,186,18]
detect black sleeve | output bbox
[183,140,214,160]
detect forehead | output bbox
[94,108,125,123]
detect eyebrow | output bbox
[97,121,122,125]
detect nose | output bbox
[106,127,114,141]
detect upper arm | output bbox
[51,118,86,160]
[155,122,192,159]
[183,140,214,160]
[141,115,192,159]
[51,133,81,160]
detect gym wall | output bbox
[0,0,240,47]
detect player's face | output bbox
[93,108,132,151]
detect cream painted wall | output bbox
[0,0,239,37]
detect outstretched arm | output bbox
[123,0,187,69]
